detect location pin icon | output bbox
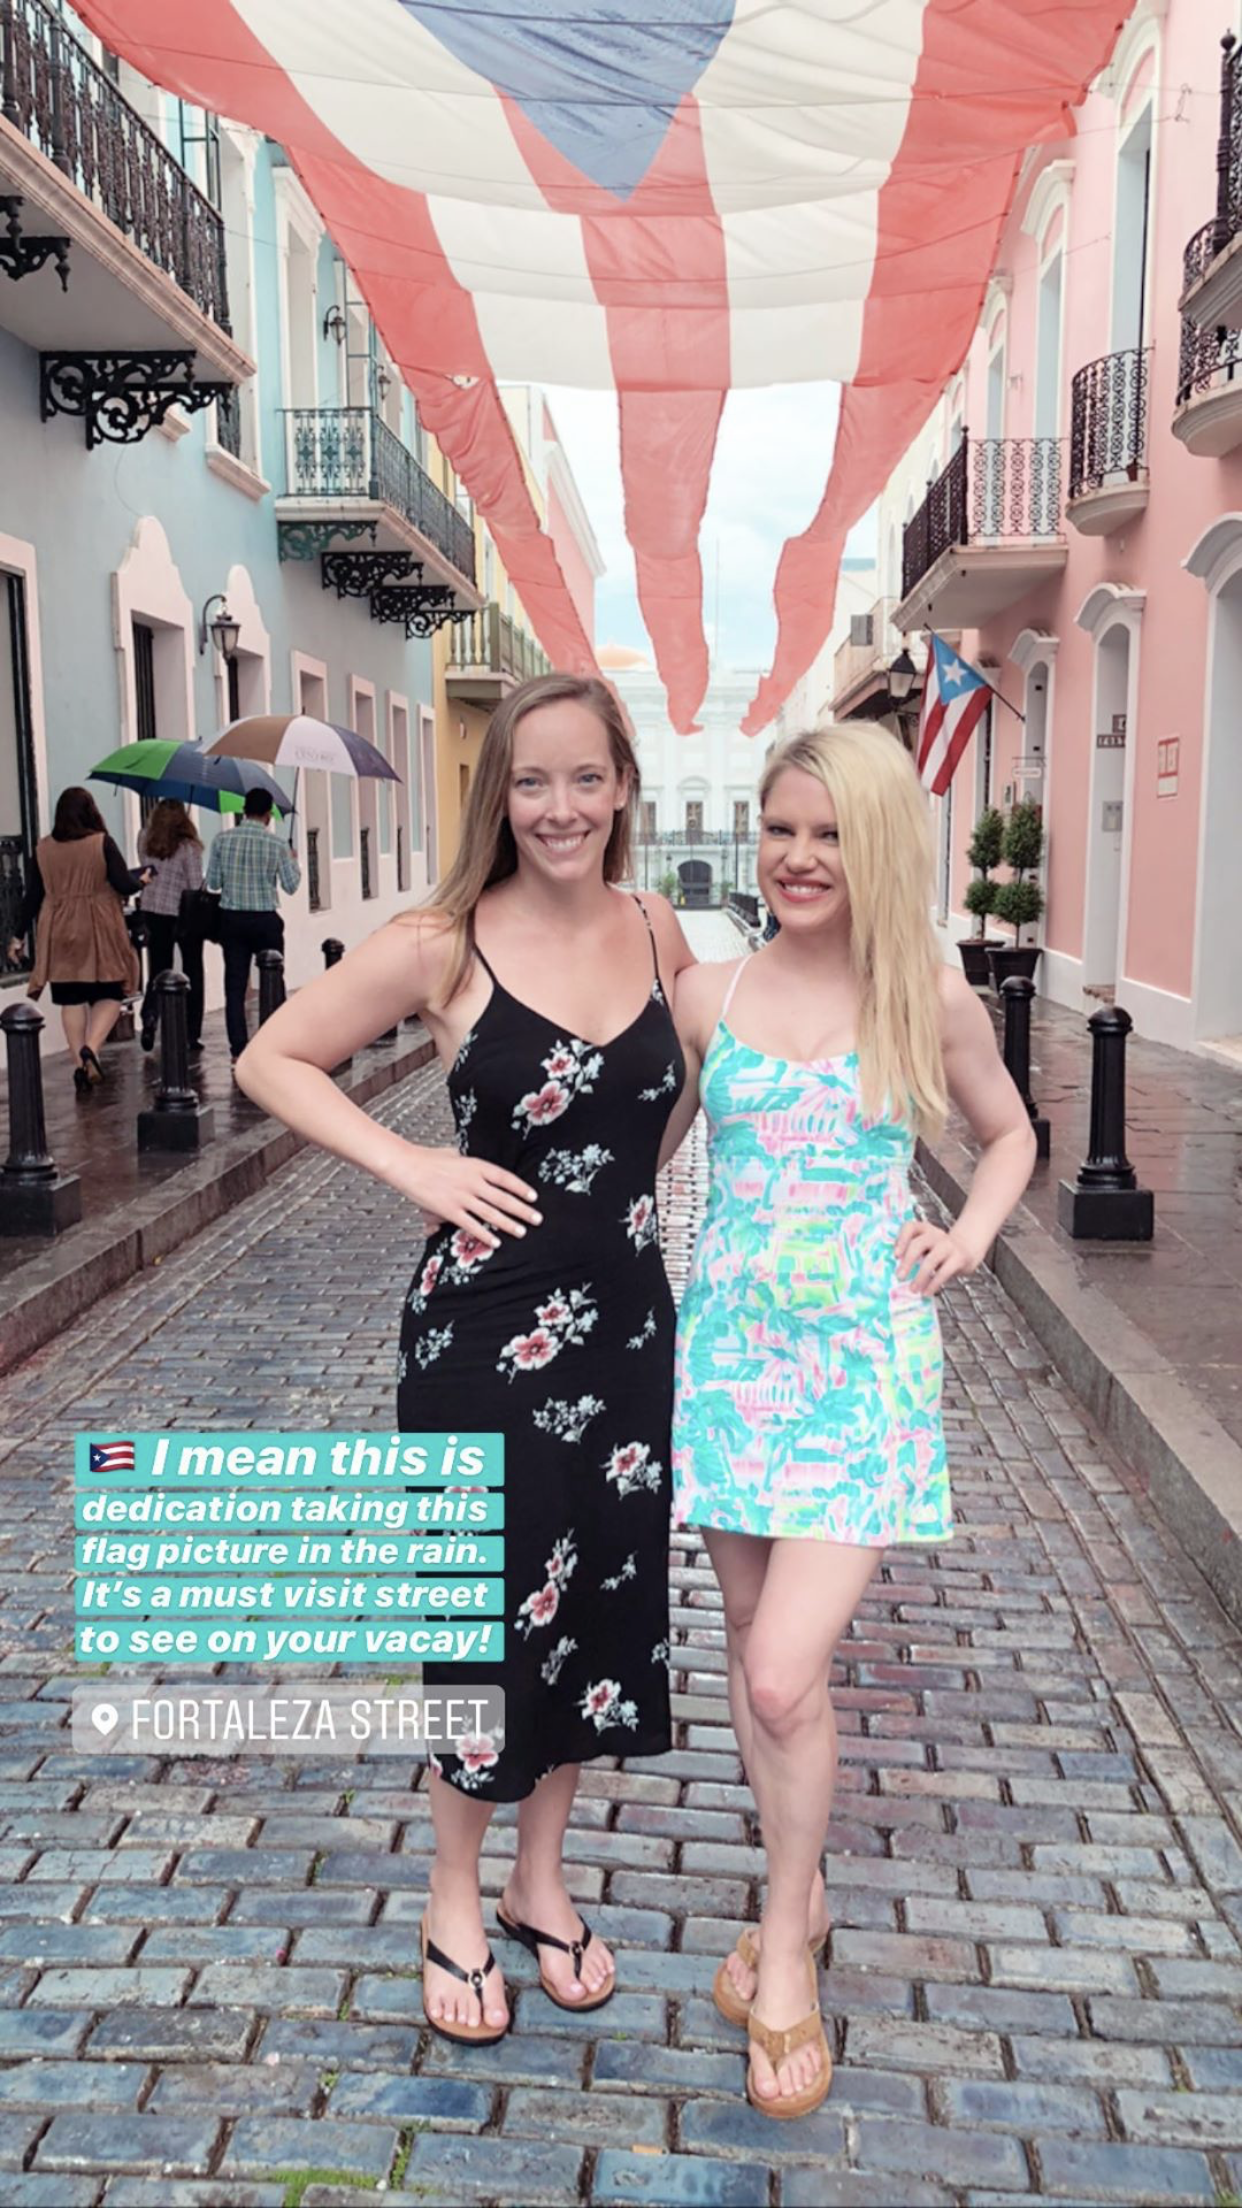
[90,1704,118,1737]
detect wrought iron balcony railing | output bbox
[1178,223,1242,405]
[902,432,1063,600]
[0,0,230,329]
[1069,348,1150,499]
[449,602,550,684]
[1208,31,1242,262]
[282,407,477,584]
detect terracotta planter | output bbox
[957,936,1005,989]
[988,943,1043,990]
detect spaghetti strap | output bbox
[720,958,748,1021]
[470,933,500,985]
[629,893,661,986]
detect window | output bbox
[849,615,873,648]
[685,800,703,839]
[176,103,222,208]
[733,800,750,837]
[641,800,657,839]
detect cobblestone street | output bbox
[0,914,1240,2204]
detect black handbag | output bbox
[180,886,222,943]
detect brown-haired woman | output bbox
[137,800,206,1053]
[7,786,147,1091]
[236,673,695,2044]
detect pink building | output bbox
[850,0,1242,1059]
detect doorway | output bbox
[1196,567,1242,1040]
[0,572,38,979]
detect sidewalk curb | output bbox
[1,1032,437,1378]
[919,1130,1242,1632]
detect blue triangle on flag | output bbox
[400,0,736,200]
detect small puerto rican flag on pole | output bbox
[88,1441,135,1475]
[917,636,993,797]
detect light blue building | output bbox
[0,0,489,1032]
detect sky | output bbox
[544,383,877,673]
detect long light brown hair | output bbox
[419,673,640,1006]
[142,799,203,861]
[760,724,947,1139]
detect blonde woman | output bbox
[236,674,693,2046]
[665,725,1036,2119]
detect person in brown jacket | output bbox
[7,786,148,1092]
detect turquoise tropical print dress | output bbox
[672,963,952,1547]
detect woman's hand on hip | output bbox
[391,1145,543,1247]
[895,1217,983,1296]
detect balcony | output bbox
[277,407,481,609]
[1174,222,1242,457]
[1067,348,1150,535]
[446,602,550,705]
[831,597,930,719]
[1179,33,1242,331]
[895,432,1066,633]
[0,0,250,431]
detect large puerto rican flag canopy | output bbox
[76,1,1129,734]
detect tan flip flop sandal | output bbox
[495,1903,615,2012]
[745,1956,833,2121]
[712,1922,831,2027]
[419,1913,509,2045]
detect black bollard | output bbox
[1000,977,1050,1161]
[0,1002,82,1233]
[138,972,215,1152]
[256,948,286,1027]
[322,938,355,1072]
[1057,1004,1153,1240]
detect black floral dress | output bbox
[397,898,684,1801]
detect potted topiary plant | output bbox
[988,798,1045,988]
[958,804,1005,987]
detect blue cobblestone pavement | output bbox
[0,911,1238,2202]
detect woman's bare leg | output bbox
[743,1539,881,2104]
[424,1771,509,2031]
[85,1000,123,1053]
[502,1762,615,2000]
[704,1527,830,2010]
[61,1006,86,1060]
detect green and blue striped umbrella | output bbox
[90,739,294,817]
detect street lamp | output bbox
[198,595,241,660]
[888,647,917,703]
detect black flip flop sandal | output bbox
[495,1903,615,2011]
[419,1914,509,2045]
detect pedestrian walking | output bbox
[235,672,695,2045]
[665,723,1036,2119]
[136,800,207,1054]
[7,786,148,1092]
[204,789,300,1062]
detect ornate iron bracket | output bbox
[277,520,378,563]
[39,352,230,447]
[369,584,474,639]
[0,199,69,291]
[321,550,423,599]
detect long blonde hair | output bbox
[418,673,640,1006]
[760,724,947,1139]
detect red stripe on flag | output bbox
[917,695,947,780]
[743,0,1129,737]
[73,0,600,685]
[501,93,729,734]
[927,687,990,798]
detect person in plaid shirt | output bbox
[205,789,300,1061]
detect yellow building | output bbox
[427,390,603,871]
